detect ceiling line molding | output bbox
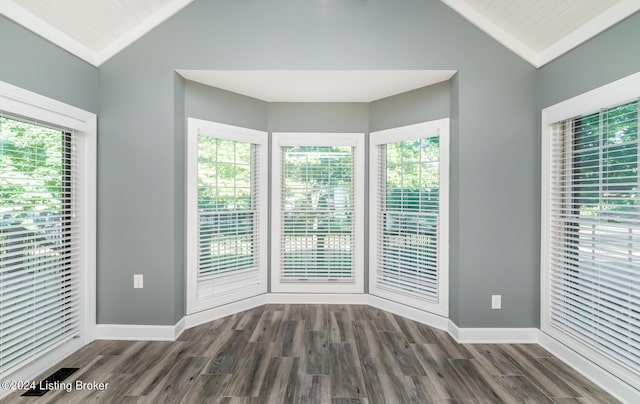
[177,70,457,103]
[537,0,640,66]
[440,0,540,67]
[93,0,194,66]
[2,0,638,69]
[0,0,194,66]
[440,0,640,68]
[0,0,97,65]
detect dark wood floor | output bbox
[4,304,619,403]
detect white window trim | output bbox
[369,119,450,317]
[541,72,640,391]
[0,80,97,386]
[186,118,268,314]
[271,132,365,294]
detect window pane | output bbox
[281,146,355,280]
[1,116,79,374]
[549,100,640,373]
[197,136,257,278]
[378,136,441,299]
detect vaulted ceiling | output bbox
[1,0,639,67]
[0,0,192,65]
[441,0,640,66]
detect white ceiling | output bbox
[177,70,457,103]
[442,0,640,66]
[1,0,639,67]
[0,0,192,65]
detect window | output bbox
[542,72,640,389]
[369,120,449,316]
[271,133,364,293]
[186,119,267,313]
[0,80,95,386]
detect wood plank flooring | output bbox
[3,305,619,403]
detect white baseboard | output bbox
[268,293,368,305]
[447,319,459,340]
[95,317,186,341]
[368,295,449,331]
[174,316,186,339]
[86,296,636,403]
[185,294,268,329]
[450,323,538,344]
[82,295,640,404]
[96,294,538,344]
[0,338,84,399]
[538,332,639,404]
[184,293,368,329]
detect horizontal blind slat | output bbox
[376,137,441,301]
[1,116,81,377]
[546,100,640,375]
[280,146,355,281]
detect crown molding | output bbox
[0,0,97,65]
[537,0,640,66]
[440,0,640,68]
[94,0,193,66]
[440,0,540,67]
[0,0,194,67]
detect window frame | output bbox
[369,119,450,317]
[271,132,365,294]
[541,72,640,389]
[186,118,268,314]
[0,80,96,385]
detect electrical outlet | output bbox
[491,294,501,309]
[134,274,143,289]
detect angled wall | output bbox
[534,8,640,336]
[369,81,450,132]
[0,15,97,112]
[2,0,636,332]
[538,11,640,110]
[97,0,538,327]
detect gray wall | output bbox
[369,81,450,132]
[4,0,635,329]
[268,102,371,293]
[98,0,538,327]
[174,73,186,323]
[268,103,369,133]
[448,74,461,323]
[538,12,640,109]
[533,12,640,330]
[368,82,451,294]
[0,15,97,112]
[186,80,268,131]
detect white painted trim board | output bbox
[90,295,640,402]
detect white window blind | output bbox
[377,137,440,298]
[0,114,81,378]
[281,146,355,280]
[370,120,449,316]
[187,119,267,314]
[197,137,258,278]
[547,100,640,376]
[271,133,364,294]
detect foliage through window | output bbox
[281,146,355,280]
[197,137,257,278]
[0,115,80,376]
[186,119,267,314]
[547,99,640,377]
[369,120,449,316]
[379,136,440,298]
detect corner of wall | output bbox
[174,72,187,323]
[448,73,461,325]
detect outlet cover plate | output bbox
[134,274,143,289]
[491,294,501,309]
